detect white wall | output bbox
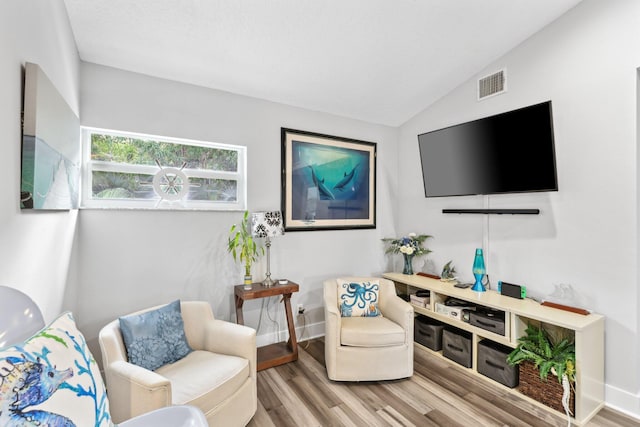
[4,0,640,419]
[398,0,640,417]
[0,1,80,321]
[70,63,399,358]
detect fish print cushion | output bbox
[0,311,112,427]
[337,279,382,317]
[119,300,192,371]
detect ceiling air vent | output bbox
[478,69,506,100]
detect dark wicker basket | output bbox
[518,361,575,415]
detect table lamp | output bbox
[251,211,284,286]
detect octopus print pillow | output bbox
[0,311,113,427]
[337,279,382,317]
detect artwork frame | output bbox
[281,128,376,231]
[21,62,80,210]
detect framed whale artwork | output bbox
[281,128,376,231]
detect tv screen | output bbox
[418,101,558,198]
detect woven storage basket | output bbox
[518,361,575,415]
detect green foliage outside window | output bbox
[87,132,242,205]
[91,134,238,171]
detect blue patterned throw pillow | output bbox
[119,300,192,371]
[0,311,113,427]
[337,279,382,317]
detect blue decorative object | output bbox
[0,312,112,426]
[472,248,486,292]
[338,280,381,317]
[119,300,192,371]
[402,254,414,275]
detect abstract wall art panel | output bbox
[21,62,80,210]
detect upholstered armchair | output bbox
[323,277,414,381]
[99,301,257,426]
[0,286,208,427]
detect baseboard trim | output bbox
[605,384,640,420]
[256,319,324,348]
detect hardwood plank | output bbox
[287,374,339,426]
[249,399,277,427]
[464,392,557,427]
[260,367,320,426]
[255,369,283,411]
[589,408,640,427]
[370,382,435,426]
[376,405,414,426]
[248,339,639,427]
[330,403,372,427]
[381,380,434,414]
[424,409,468,427]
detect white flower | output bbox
[401,245,415,255]
[408,232,417,238]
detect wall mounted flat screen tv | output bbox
[418,101,558,198]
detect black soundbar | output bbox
[442,209,540,215]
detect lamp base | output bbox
[471,281,486,292]
[263,277,275,287]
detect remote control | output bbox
[454,282,472,289]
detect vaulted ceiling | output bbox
[63,0,584,126]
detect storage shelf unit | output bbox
[384,272,605,426]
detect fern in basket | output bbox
[507,323,576,383]
[507,323,575,424]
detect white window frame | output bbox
[81,127,247,211]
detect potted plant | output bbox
[507,323,575,418]
[227,211,263,287]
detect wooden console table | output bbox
[234,281,299,371]
[385,272,604,425]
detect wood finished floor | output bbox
[248,339,639,427]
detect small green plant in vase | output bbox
[228,210,264,287]
[507,323,575,420]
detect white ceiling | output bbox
[63,0,584,126]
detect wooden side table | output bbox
[234,281,299,371]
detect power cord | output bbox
[297,310,310,350]
[266,296,281,338]
[256,296,280,337]
[259,297,308,350]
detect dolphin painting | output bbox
[308,165,335,200]
[333,163,359,192]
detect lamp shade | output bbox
[251,211,284,238]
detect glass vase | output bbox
[402,254,414,275]
[243,274,252,290]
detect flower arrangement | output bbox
[382,233,432,257]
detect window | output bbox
[81,128,246,210]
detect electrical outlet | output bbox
[297,304,305,314]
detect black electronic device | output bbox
[470,309,506,336]
[444,298,475,310]
[417,101,558,198]
[499,281,527,299]
[445,297,472,307]
[454,282,472,289]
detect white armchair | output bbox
[99,301,257,426]
[323,277,414,381]
[0,286,207,427]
